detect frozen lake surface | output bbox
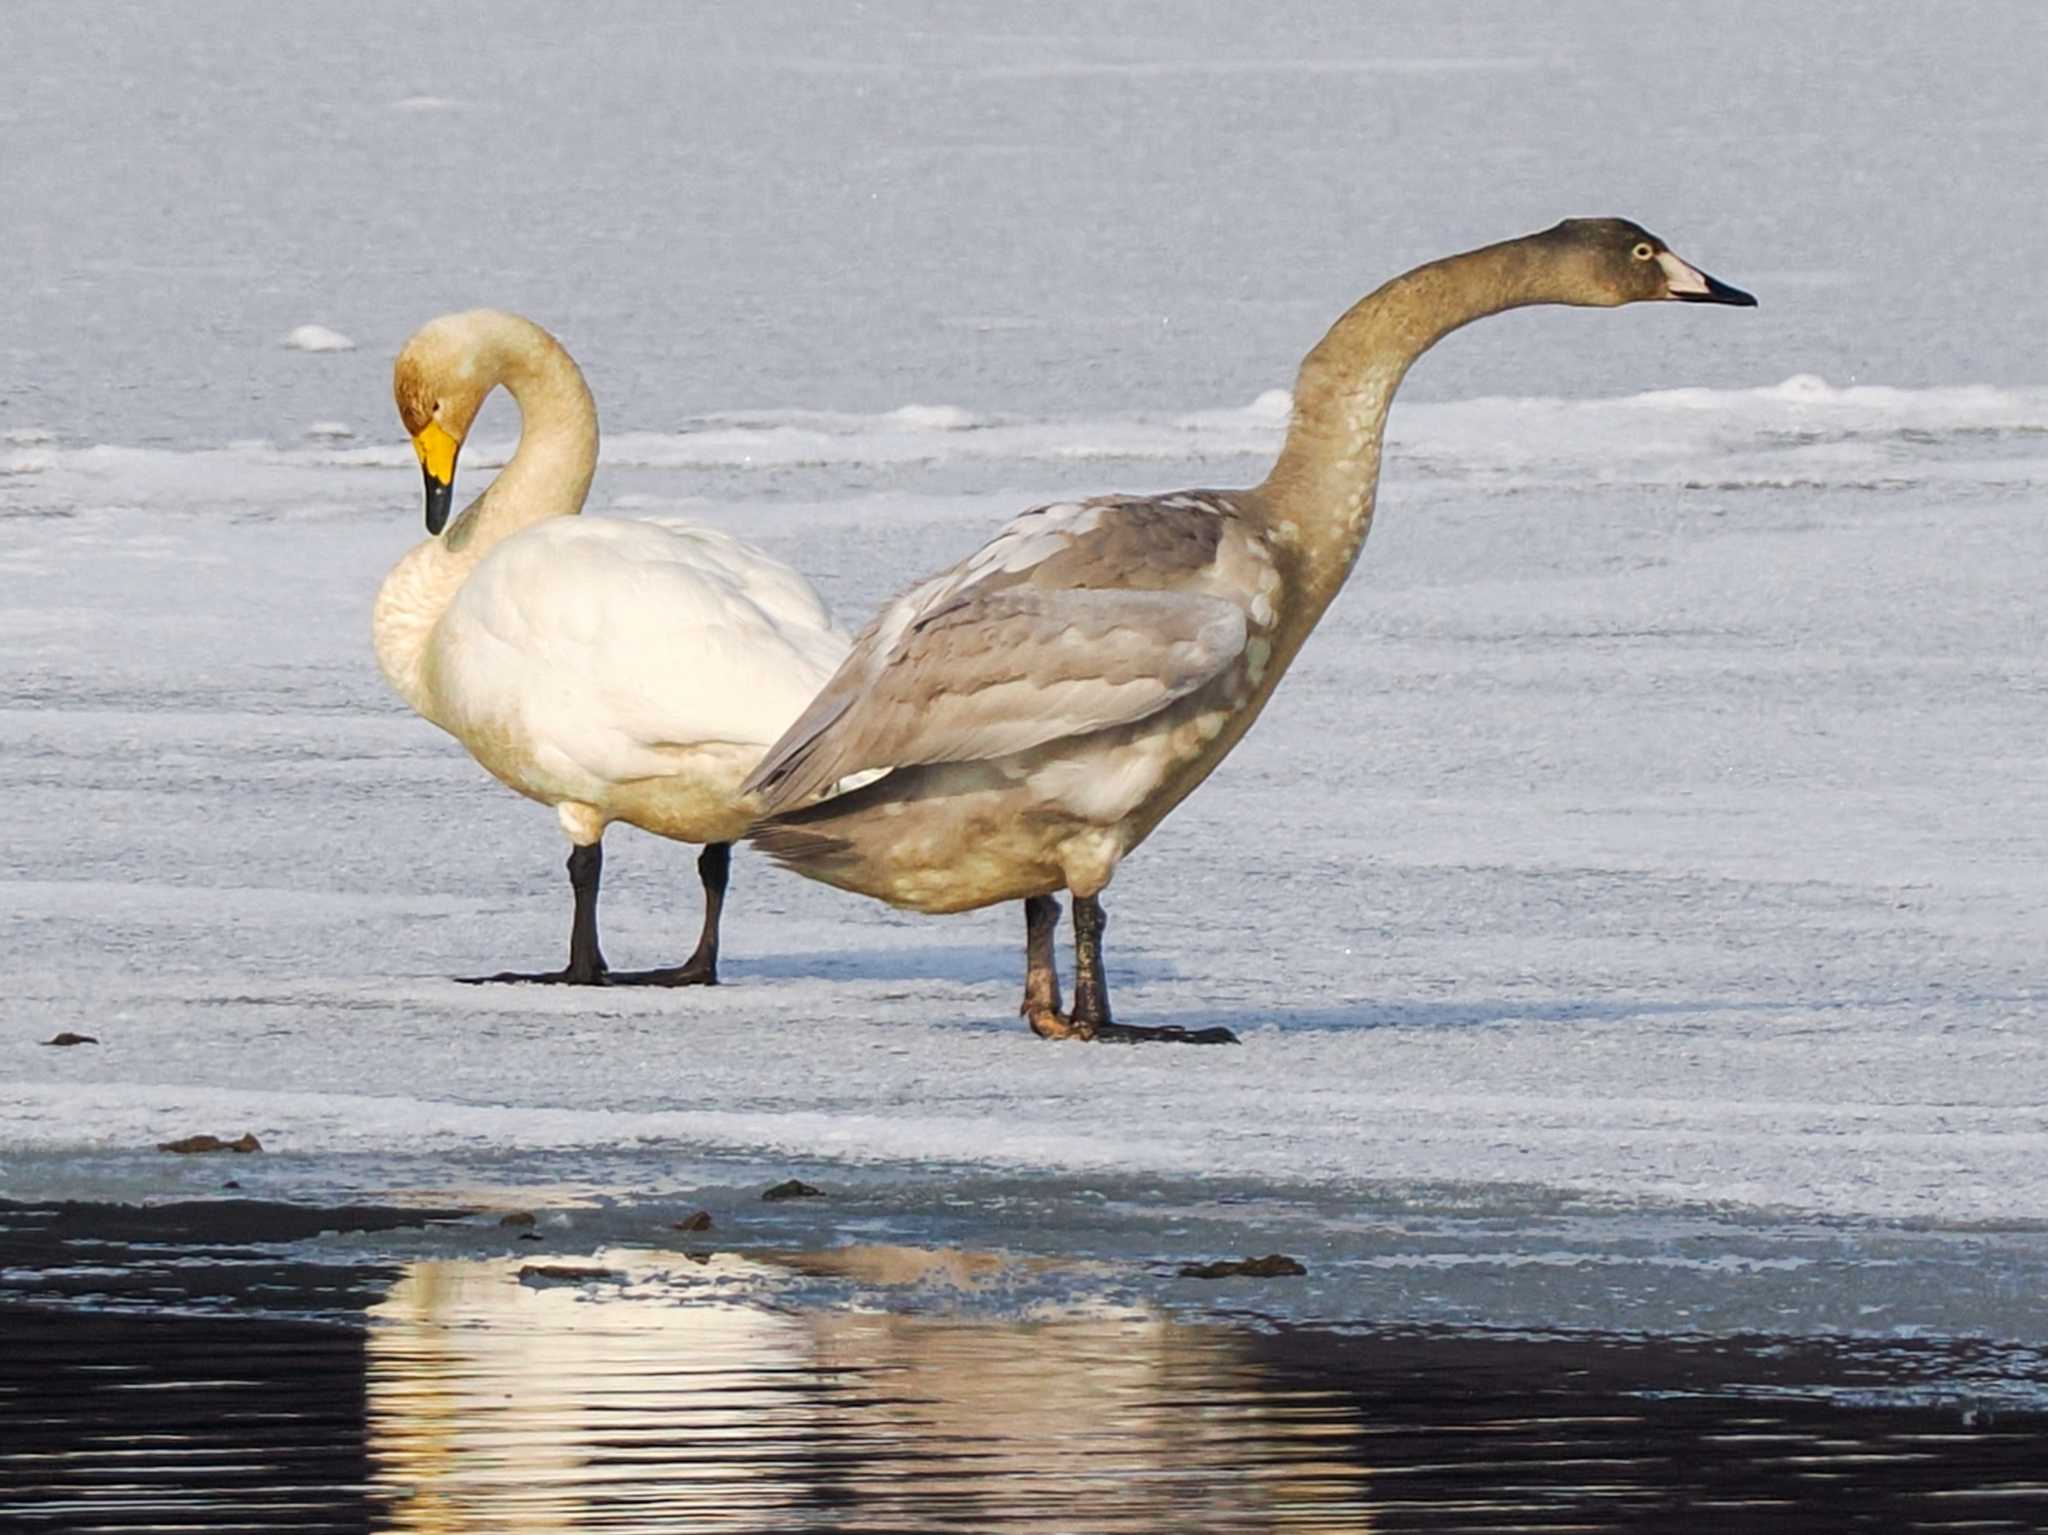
[5,373,2045,1350]
[2,0,2045,1402]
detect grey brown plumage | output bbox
[744,219,1755,1039]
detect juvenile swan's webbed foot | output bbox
[1016,893,1240,1044]
[1072,895,1239,1045]
[457,841,609,986]
[1086,1021,1241,1046]
[1025,1009,1084,1038]
[459,961,611,987]
[1019,894,1076,1037]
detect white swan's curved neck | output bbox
[439,321,599,568]
[372,317,598,720]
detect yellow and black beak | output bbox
[412,421,461,534]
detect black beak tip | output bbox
[1678,273,1758,308]
[423,468,453,535]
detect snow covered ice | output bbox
[5,370,2046,1339]
[2,1,2046,1352]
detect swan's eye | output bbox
[1632,242,1654,261]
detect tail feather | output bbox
[740,689,857,810]
[747,817,857,876]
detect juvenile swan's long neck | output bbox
[372,316,599,718]
[1257,235,1560,618]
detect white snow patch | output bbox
[283,324,356,353]
[304,420,354,440]
[886,404,980,431]
[7,379,2046,512]
[391,95,459,112]
[965,57,1547,81]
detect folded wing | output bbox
[745,585,1246,812]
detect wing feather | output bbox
[745,586,1245,811]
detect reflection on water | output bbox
[353,1252,2048,1534]
[367,1252,1370,1532]
[8,1237,2048,1532]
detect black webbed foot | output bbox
[1085,1021,1240,1046]
[457,963,610,987]
[1017,893,1239,1044]
[605,962,718,988]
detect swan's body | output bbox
[373,309,847,984]
[384,516,844,846]
[749,495,1278,915]
[745,219,1755,1041]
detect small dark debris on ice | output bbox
[762,1179,824,1202]
[1179,1253,1308,1279]
[519,1263,623,1285]
[42,1032,97,1047]
[674,1210,714,1231]
[497,1211,537,1229]
[158,1133,263,1155]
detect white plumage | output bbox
[431,518,845,808]
[372,309,847,985]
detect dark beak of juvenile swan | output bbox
[412,421,461,535]
[1658,249,1758,307]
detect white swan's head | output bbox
[1533,219,1757,309]
[393,309,525,535]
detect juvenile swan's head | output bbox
[392,310,514,535]
[1533,218,1757,309]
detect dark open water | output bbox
[3,1201,2046,1533]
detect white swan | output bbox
[744,220,1755,1041]
[372,309,848,985]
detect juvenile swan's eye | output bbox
[1631,242,1655,261]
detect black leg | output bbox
[1070,892,1239,1046]
[565,841,609,979]
[1020,894,1071,1037]
[460,841,610,985]
[610,842,730,987]
[1070,893,1112,1033]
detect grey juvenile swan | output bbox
[744,219,1755,1043]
